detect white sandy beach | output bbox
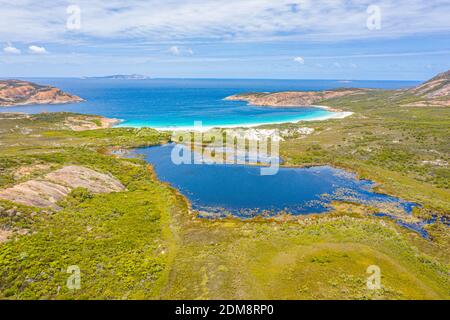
[115,108,353,132]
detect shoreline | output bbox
[115,108,353,132]
[0,99,85,108]
[224,93,349,112]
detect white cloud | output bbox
[3,44,21,54]
[169,45,180,55]
[293,56,304,64]
[169,45,194,56]
[28,45,47,54]
[0,1,449,44]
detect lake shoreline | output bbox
[129,143,440,239]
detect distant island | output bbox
[83,74,151,80]
[0,80,84,107]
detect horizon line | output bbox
[1,76,424,82]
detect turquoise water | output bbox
[135,144,418,218]
[1,78,419,129]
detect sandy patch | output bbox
[0,229,12,243]
[64,116,121,131]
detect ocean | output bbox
[1,78,419,129]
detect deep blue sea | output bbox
[2,78,419,129]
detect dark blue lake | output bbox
[135,144,417,218]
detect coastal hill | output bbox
[225,88,367,108]
[404,70,450,107]
[226,70,450,108]
[409,70,450,98]
[0,80,84,107]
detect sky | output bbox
[0,0,449,80]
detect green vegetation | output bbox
[261,90,450,214]
[0,141,180,298]
[0,106,448,299]
[162,213,449,299]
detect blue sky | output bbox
[0,0,449,80]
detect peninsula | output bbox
[225,88,367,111]
[0,80,84,107]
[225,71,450,109]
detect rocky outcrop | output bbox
[45,166,125,194]
[63,115,121,131]
[225,89,367,110]
[0,80,84,107]
[408,70,450,99]
[403,70,450,107]
[13,164,52,180]
[0,166,125,209]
